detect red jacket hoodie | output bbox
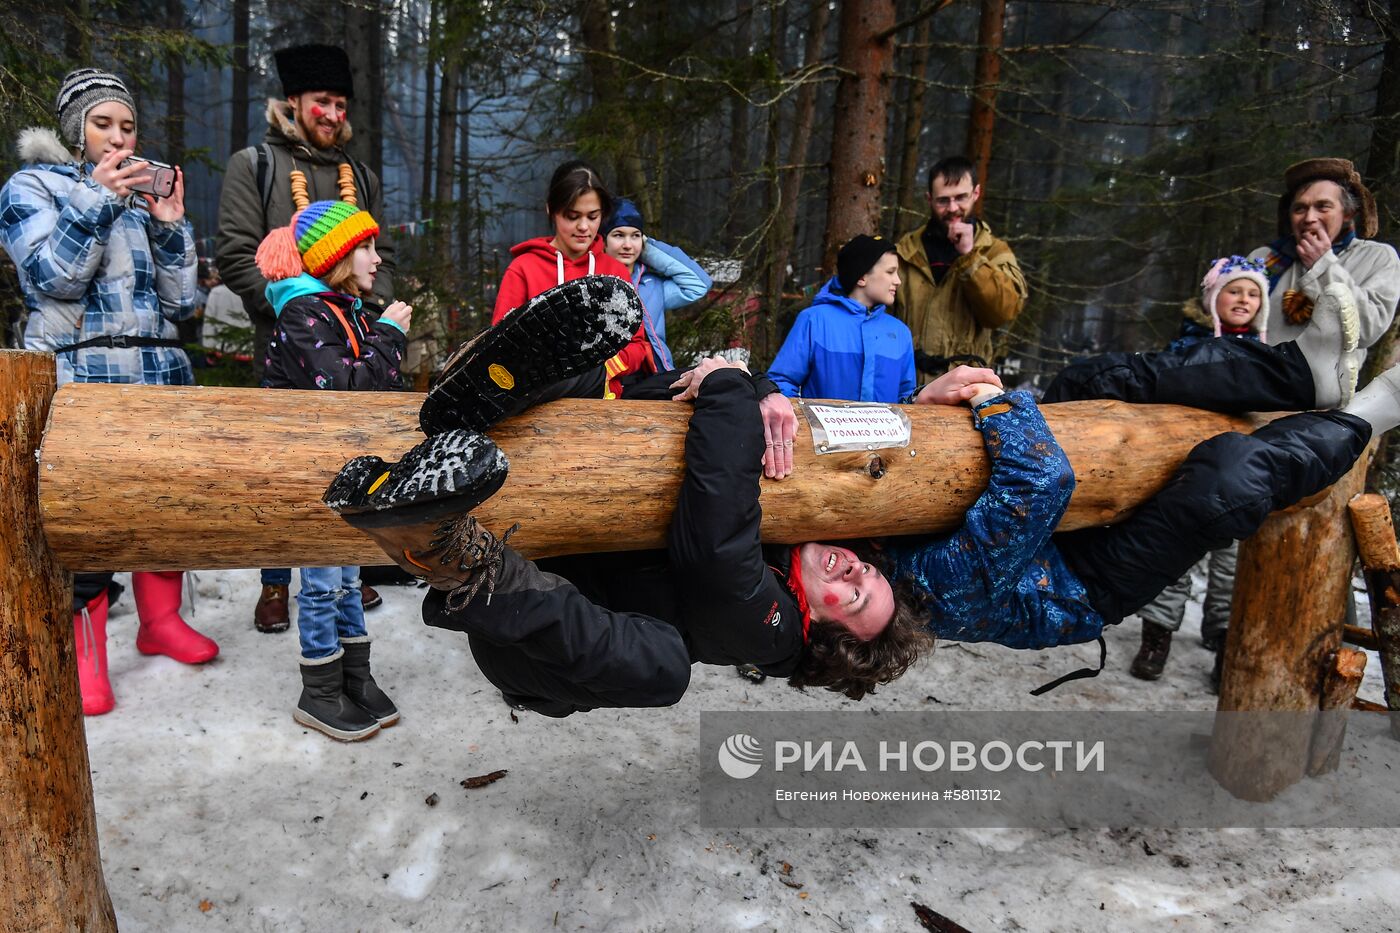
[493,236,655,397]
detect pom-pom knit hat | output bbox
[1201,255,1269,340]
[55,68,136,148]
[255,200,379,282]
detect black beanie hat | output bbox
[275,44,355,98]
[836,235,895,293]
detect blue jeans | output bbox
[296,566,366,660]
[262,568,292,586]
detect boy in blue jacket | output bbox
[768,234,916,403]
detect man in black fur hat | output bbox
[216,43,396,633]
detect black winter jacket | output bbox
[545,368,808,676]
[665,368,806,674]
[520,364,812,689]
[261,288,406,391]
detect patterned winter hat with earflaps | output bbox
[1201,255,1270,341]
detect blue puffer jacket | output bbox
[768,277,916,403]
[632,238,711,370]
[0,130,195,386]
[884,391,1105,648]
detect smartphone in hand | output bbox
[120,157,177,199]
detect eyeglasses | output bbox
[933,192,975,209]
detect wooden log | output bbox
[1307,647,1368,775]
[0,351,116,932]
[1349,493,1400,569]
[1209,452,1369,801]
[1349,492,1400,738]
[37,384,1255,572]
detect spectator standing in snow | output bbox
[493,161,656,399]
[255,199,411,741]
[767,234,916,404]
[0,68,216,715]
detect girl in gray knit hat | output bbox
[0,67,215,716]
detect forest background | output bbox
[2,0,1399,396]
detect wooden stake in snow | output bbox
[0,351,115,931]
[1349,492,1400,740]
[1309,647,1369,775]
[1208,453,1370,801]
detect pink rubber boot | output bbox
[133,571,219,664]
[74,591,115,715]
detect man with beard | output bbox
[217,43,395,379]
[216,43,396,633]
[893,155,1027,382]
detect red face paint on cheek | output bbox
[822,594,839,607]
[310,105,325,119]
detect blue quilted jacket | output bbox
[884,391,1105,648]
[1,153,195,386]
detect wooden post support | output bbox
[1208,452,1369,801]
[1343,623,1380,651]
[37,385,1255,572]
[1308,647,1368,775]
[1349,492,1400,740]
[0,351,116,932]
[1348,493,1400,569]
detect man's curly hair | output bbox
[787,543,934,701]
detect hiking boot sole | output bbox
[323,430,510,530]
[419,274,644,435]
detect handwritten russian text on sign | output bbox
[802,403,912,454]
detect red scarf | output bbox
[783,546,813,641]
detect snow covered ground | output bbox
[85,568,1400,932]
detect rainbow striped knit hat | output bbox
[255,200,380,282]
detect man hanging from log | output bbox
[320,275,930,715]
[319,271,1400,707]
